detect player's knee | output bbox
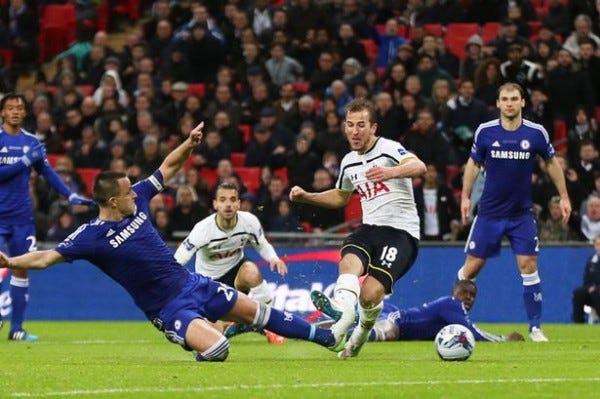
[237,262,262,287]
[195,335,230,362]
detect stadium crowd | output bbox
[2,0,600,243]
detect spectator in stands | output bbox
[257,106,295,150]
[272,82,300,131]
[413,163,461,241]
[374,91,403,141]
[363,67,383,96]
[269,199,303,233]
[212,110,244,153]
[375,17,408,68]
[159,81,189,132]
[286,134,321,190]
[204,84,242,128]
[295,94,320,132]
[581,195,600,241]
[295,167,345,232]
[572,234,600,322]
[443,79,491,164]
[460,34,485,82]
[183,167,210,209]
[427,79,455,124]
[161,44,191,83]
[143,0,178,42]
[286,0,329,50]
[484,19,530,61]
[543,0,572,38]
[46,208,78,243]
[500,43,544,101]
[404,74,427,109]
[309,50,343,97]
[506,1,531,39]
[79,44,108,87]
[104,139,132,171]
[324,80,354,118]
[1,0,38,73]
[265,43,304,88]
[416,53,455,101]
[173,2,224,45]
[185,22,225,84]
[205,65,238,103]
[68,125,107,169]
[335,22,369,67]
[169,184,210,238]
[382,61,408,95]
[34,110,63,154]
[473,57,502,110]
[397,92,419,133]
[525,87,554,137]
[240,81,274,126]
[567,106,599,167]
[133,135,164,179]
[255,174,288,229]
[404,108,450,174]
[578,38,600,106]
[152,207,173,242]
[60,107,85,151]
[564,14,600,59]
[244,123,287,170]
[574,139,600,195]
[192,127,231,170]
[341,57,364,93]
[539,196,579,242]
[92,70,129,108]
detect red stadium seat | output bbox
[445,164,461,187]
[292,81,310,94]
[96,0,109,32]
[199,168,218,189]
[38,4,77,61]
[0,48,13,67]
[273,167,288,188]
[552,119,568,153]
[235,167,261,194]
[187,83,206,97]
[46,154,60,167]
[594,106,600,124]
[423,23,444,37]
[76,85,95,96]
[113,0,140,20]
[444,23,480,60]
[230,152,246,167]
[239,124,252,144]
[359,39,379,67]
[481,22,500,44]
[77,168,101,196]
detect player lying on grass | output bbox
[313,280,524,342]
[0,122,344,362]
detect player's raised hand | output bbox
[270,259,288,277]
[289,185,306,202]
[189,121,204,145]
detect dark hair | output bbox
[0,93,26,111]
[93,171,127,205]
[344,98,377,123]
[454,279,477,293]
[215,182,239,198]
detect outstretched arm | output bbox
[365,156,427,181]
[159,122,204,182]
[289,186,352,209]
[0,249,65,271]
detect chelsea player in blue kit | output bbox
[457,83,572,342]
[0,93,94,341]
[0,121,342,361]
[367,280,524,342]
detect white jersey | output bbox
[173,211,280,279]
[337,137,420,239]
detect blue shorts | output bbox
[465,214,538,258]
[153,273,239,350]
[0,224,37,256]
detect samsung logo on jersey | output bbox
[490,150,531,160]
[109,212,148,248]
[0,156,21,164]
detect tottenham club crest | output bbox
[520,140,530,150]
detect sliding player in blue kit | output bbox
[457,83,571,342]
[0,93,94,341]
[0,121,342,361]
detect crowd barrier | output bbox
[0,245,591,323]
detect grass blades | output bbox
[1,322,600,399]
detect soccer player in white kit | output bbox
[290,98,427,357]
[174,182,288,342]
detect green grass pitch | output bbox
[2,322,600,399]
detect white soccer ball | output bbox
[434,324,475,361]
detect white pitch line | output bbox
[11,377,600,397]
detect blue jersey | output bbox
[0,129,41,224]
[55,171,189,319]
[471,119,554,218]
[384,296,504,341]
